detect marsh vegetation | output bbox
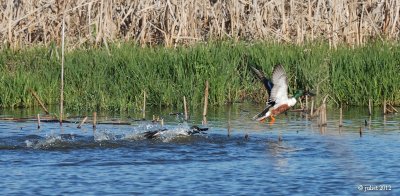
[1,41,399,111]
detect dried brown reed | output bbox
[93,111,97,128]
[29,89,49,114]
[77,116,88,128]
[142,91,146,119]
[318,95,329,127]
[368,98,372,115]
[383,99,387,115]
[37,113,40,129]
[339,106,343,127]
[183,96,188,121]
[60,13,65,125]
[1,0,399,48]
[202,80,209,125]
[203,80,209,117]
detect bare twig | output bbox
[60,12,66,126]
[183,96,188,121]
[77,116,88,128]
[29,89,49,114]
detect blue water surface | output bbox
[1,105,399,195]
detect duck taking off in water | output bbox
[143,126,209,139]
[251,64,314,124]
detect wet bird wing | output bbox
[250,66,277,120]
[269,64,289,105]
[250,66,274,97]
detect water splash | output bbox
[94,130,116,142]
[18,122,208,149]
[123,122,201,142]
[25,133,74,149]
[152,125,192,142]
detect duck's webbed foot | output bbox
[269,115,276,125]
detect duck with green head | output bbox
[251,64,314,124]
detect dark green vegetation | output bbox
[1,42,399,111]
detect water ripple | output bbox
[1,106,399,195]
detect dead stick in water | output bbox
[305,94,308,111]
[37,114,41,129]
[60,11,65,126]
[142,91,146,119]
[77,116,88,128]
[383,100,387,115]
[93,112,97,128]
[311,106,320,118]
[202,80,209,124]
[227,106,231,137]
[389,104,398,113]
[323,104,327,126]
[339,107,343,127]
[202,82,209,125]
[319,103,326,126]
[183,96,188,121]
[368,98,372,115]
[323,95,329,125]
[29,89,49,114]
[202,116,207,125]
[310,99,314,116]
[319,95,328,126]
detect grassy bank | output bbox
[0,41,399,111]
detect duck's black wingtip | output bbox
[250,66,265,81]
[250,66,274,96]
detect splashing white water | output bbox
[94,130,116,142]
[25,133,64,149]
[123,122,196,142]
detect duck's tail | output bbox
[252,104,273,121]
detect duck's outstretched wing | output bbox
[250,66,276,120]
[250,66,274,97]
[269,64,289,104]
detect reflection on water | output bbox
[0,104,399,195]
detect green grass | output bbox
[0,41,399,112]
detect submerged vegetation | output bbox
[0,41,399,111]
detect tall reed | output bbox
[1,0,399,48]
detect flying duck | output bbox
[251,64,313,124]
